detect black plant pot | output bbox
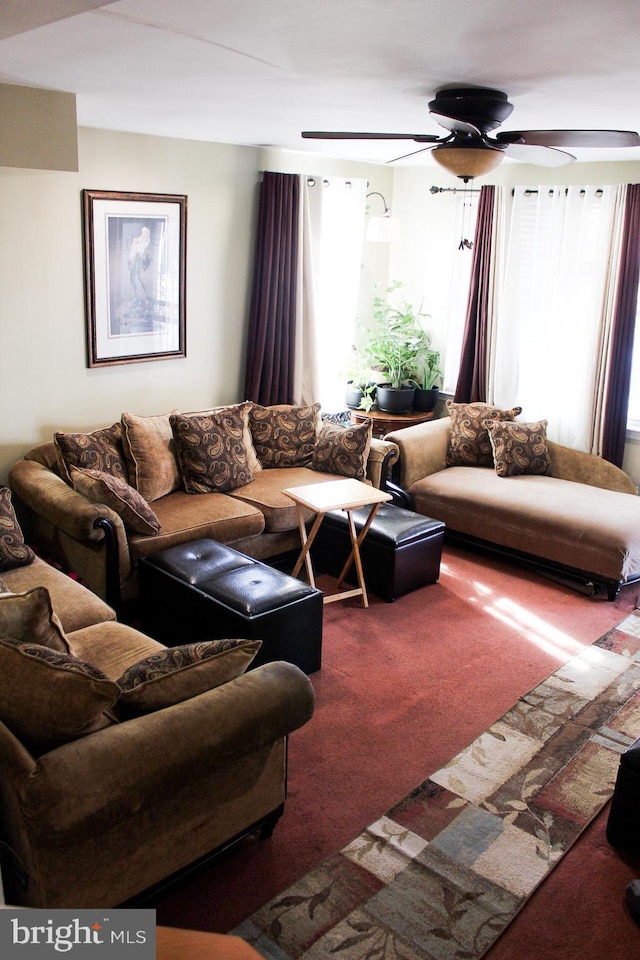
[413,387,440,412]
[375,385,416,414]
[345,383,364,409]
[346,382,377,410]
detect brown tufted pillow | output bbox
[311,420,373,480]
[0,487,35,571]
[446,401,523,467]
[0,586,70,652]
[486,419,552,478]
[0,638,119,753]
[121,411,182,502]
[249,403,321,468]
[117,639,262,715]
[54,422,128,486]
[69,467,161,536]
[170,403,256,493]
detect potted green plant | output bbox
[411,348,443,412]
[344,348,377,410]
[362,282,429,413]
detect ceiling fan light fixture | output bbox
[431,143,504,180]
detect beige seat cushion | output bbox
[69,620,167,679]
[409,466,640,582]
[229,467,347,533]
[127,490,265,561]
[0,556,116,633]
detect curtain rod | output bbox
[430,185,480,194]
[430,184,604,197]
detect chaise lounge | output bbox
[386,404,640,599]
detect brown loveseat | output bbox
[9,403,399,610]
[0,524,315,909]
[386,409,640,599]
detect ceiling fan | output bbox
[302,87,640,180]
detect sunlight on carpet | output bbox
[233,608,640,960]
[440,559,587,662]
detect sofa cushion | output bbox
[408,466,640,583]
[446,401,523,467]
[311,419,372,481]
[0,586,70,653]
[0,556,116,634]
[249,403,321,468]
[0,486,35,571]
[54,422,128,486]
[116,639,262,715]
[486,419,552,478]
[229,466,342,533]
[69,621,167,680]
[187,405,262,477]
[127,490,265,561]
[69,467,161,535]
[0,638,119,752]
[170,404,256,494]
[0,577,10,594]
[121,411,182,502]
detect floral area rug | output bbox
[233,610,640,960]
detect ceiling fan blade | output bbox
[301,131,440,141]
[497,129,640,148]
[429,112,482,137]
[502,142,575,166]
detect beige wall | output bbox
[0,128,261,483]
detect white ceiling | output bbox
[3,0,640,167]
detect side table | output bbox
[283,477,391,608]
[350,408,434,439]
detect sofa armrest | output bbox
[19,661,315,838]
[385,416,451,489]
[9,458,121,542]
[9,458,132,607]
[548,441,638,493]
[366,438,399,489]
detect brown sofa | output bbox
[0,540,315,908]
[386,414,640,599]
[8,405,399,610]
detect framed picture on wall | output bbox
[82,190,187,367]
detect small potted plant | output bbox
[362,282,430,413]
[411,348,443,412]
[344,348,377,410]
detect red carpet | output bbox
[152,546,640,957]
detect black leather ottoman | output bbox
[139,539,323,674]
[607,736,640,859]
[311,502,445,602]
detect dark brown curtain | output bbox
[454,184,495,402]
[601,183,640,466]
[243,172,299,405]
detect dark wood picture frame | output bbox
[83,190,187,367]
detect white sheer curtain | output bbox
[294,176,367,409]
[491,185,620,451]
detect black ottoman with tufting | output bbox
[139,538,323,674]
